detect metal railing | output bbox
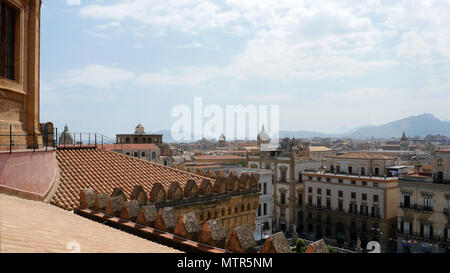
[400,203,434,212]
[1,125,161,158]
[0,125,57,153]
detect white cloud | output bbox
[69,0,450,85]
[56,64,136,89]
[66,0,81,6]
[177,42,203,49]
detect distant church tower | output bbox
[219,133,226,147]
[400,132,409,151]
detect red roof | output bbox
[51,148,213,210]
[194,155,245,160]
[438,148,450,152]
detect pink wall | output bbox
[0,151,58,201]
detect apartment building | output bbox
[301,152,399,253]
[397,148,450,253]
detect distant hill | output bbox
[280,114,450,139]
[157,113,450,142]
[349,113,450,139]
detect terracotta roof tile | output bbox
[51,148,214,211]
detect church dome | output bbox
[258,125,270,142]
[60,125,74,145]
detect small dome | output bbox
[258,125,270,142]
[60,125,74,145]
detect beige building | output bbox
[309,146,335,166]
[301,171,399,252]
[397,179,450,253]
[433,148,450,184]
[0,0,42,150]
[397,148,450,253]
[247,137,321,234]
[327,152,398,177]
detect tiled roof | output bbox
[51,148,214,211]
[102,144,160,151]
[194,155,245,160]
[437,147,450,152]
[309,146,332,152]
[330,152,395,160]
[0,194,181,253]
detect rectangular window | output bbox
[317,188,322,195]
[373,195,379,202]
[263,203,267,215]
[326,199,331,209]
[404,222,410,235]
[326,189,331,196]
[0,2,17,80]
[424,197,432,208]
[362,194,367,201]
[338,179,344,184]
[309,187,313,193]
[351,192,356,199]
[338,191,343,198]
[317,197,322,208]
[258,205,261,217]
[338,200,343,211]
[281,193,286,205]
[263,183,267,195]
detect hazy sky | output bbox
[41,0,450,137]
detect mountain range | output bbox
[280,113,450,139]
[155,113,450,143]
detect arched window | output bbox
[438,159,444,166]
[126,138,130,144]
[148,138,152,143]
[134,137,139,143]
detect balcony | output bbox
[399,232,447,243]
[400,203,434,213]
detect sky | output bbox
[40,0,450,138]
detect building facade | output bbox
[397,148,450,253]
[237,168,274,241]
[116,124,163,148]
[397,178,450,253]
[300,152,399,253]
[247,141,322,234]
[0,0,42,150]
